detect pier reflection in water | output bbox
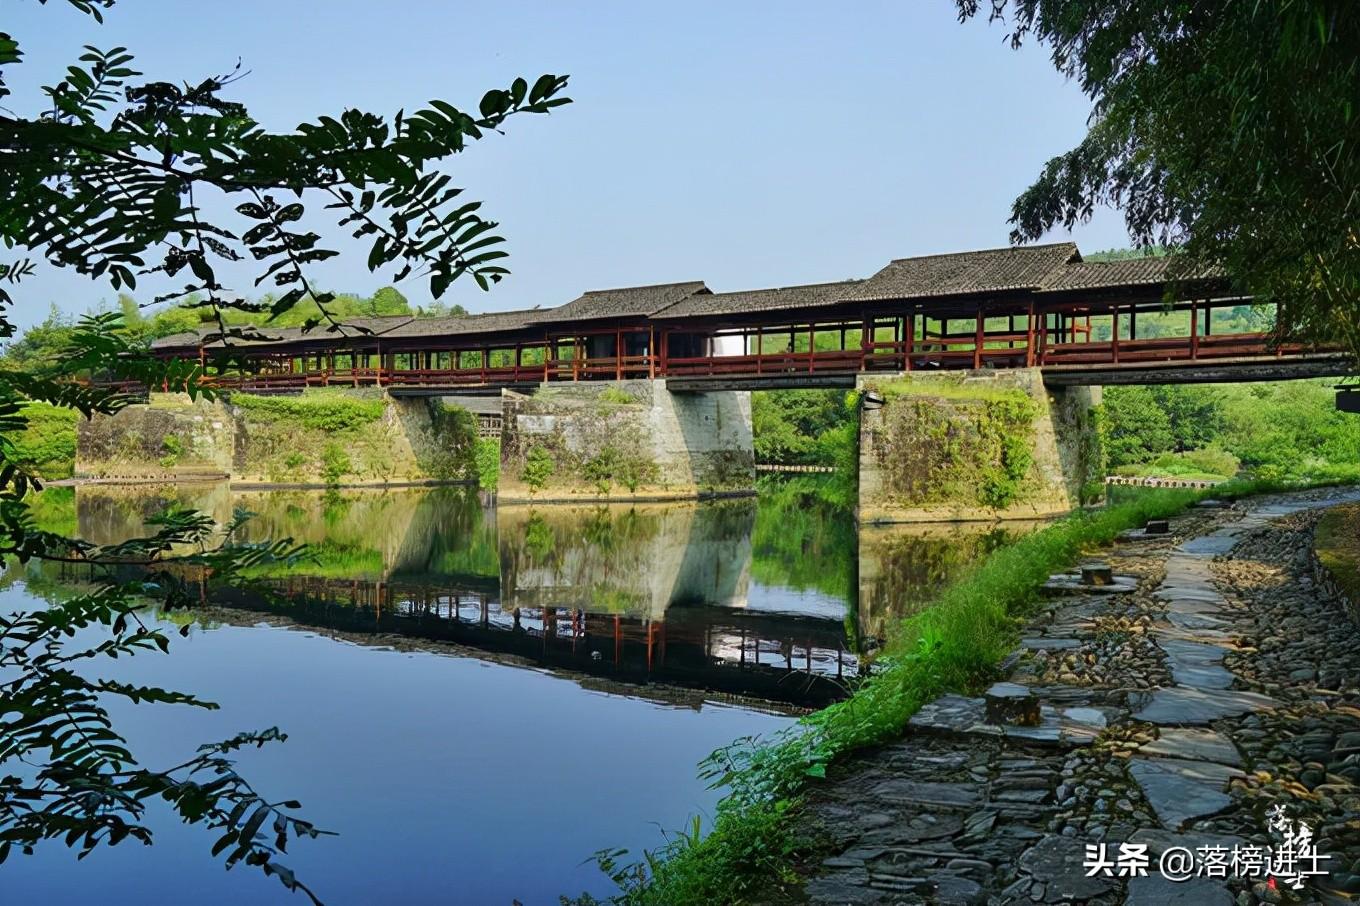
[67,483,1038,708]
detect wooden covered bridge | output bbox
[149,243,1350,392]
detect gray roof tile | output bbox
[1038,257,1225,292]
[653,280,862,319]
[534,281,709,322]
[847,243,1079,302]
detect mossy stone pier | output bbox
[76,389,479,486]
[76,371,1106,517]
[498,379,756,502]
[857,369,1102,523]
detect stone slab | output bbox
[1133,685,1278,726]
[1127,756,1243,830]
[1017,837,1115,901]
[1044,573,1138,595]
[1127,827,1245,857]
[1160,639,1235,690]
[1125,874,1233,906]
[1020,637,1083,651]
[1178,534,1240,556]
[908,694,1105,748]
[1139,728,1242,767]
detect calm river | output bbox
[2,482,1034,904]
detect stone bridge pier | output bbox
[497,379,756,502]
[856,368,1102,523]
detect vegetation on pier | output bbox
[1314,503,1360,609]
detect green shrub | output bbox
[475,437,500,491]
[598,386,638,406]
[9,402,78,479]
[523,445,554,494]
[233,393,384,432]
[158,433,185,468]
[320,443,352,486]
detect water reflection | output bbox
[56,482,1037,707]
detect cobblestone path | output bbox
[802,488,1360,905]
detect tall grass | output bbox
[592,476,1353,905]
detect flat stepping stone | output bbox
[1139,728,1242,767]
[1043,572,1138,595]
[1161,610,1230,630]
[1150,621,1237,647]
[871,778,982,809]
[1125,874,1233,905]
[1128,756,1243,830]
[1128,827,1244,857]
[1020,637,1082,651]
[1178,534,1240,556]
[1017,837,1114,901]
[1160,639,1235,690]
[860,812,964,845]
[1133,685,1278,725]
[908,694,1106,748]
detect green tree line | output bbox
[1100,381,1360,481]
[1,287,466,371]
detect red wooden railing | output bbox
[122,326,1336,393]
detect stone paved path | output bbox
[801,488,1360,905]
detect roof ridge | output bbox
[709,279,863,297]
[885,241,1078,265]
[580,279,706,295]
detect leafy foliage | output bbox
[957,1,1360,356]
[231,392,384,432]
[1100,381,1360,479]
[0,0,569,897]
[523,444,555,494]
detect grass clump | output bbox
[1315,503,1360,605]
[232,392,384,432]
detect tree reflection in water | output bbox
[20,482,1040,708]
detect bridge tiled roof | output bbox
[652,280,864,319]
[847,243,1080,302]
[534,280,710,322]
[383,308,543,338]
[149,316,414,351]
[1038,256,1225,292]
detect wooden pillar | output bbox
[904,313,914,371]
[1129,307,1137,341]
[973,305,984,369]
[615,328,623,381]
[755,326,763,374]
[1111,305,1120,364]
[808,322,816,372]
[648,325,656,379]
[1025,302,1036,367]
[1190,301,1199,359]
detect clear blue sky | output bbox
[8,0,1130,330]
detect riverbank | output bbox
[586,478,1359,904]
[800,485,1360,904]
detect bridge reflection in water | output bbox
[69,485,1034,707]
